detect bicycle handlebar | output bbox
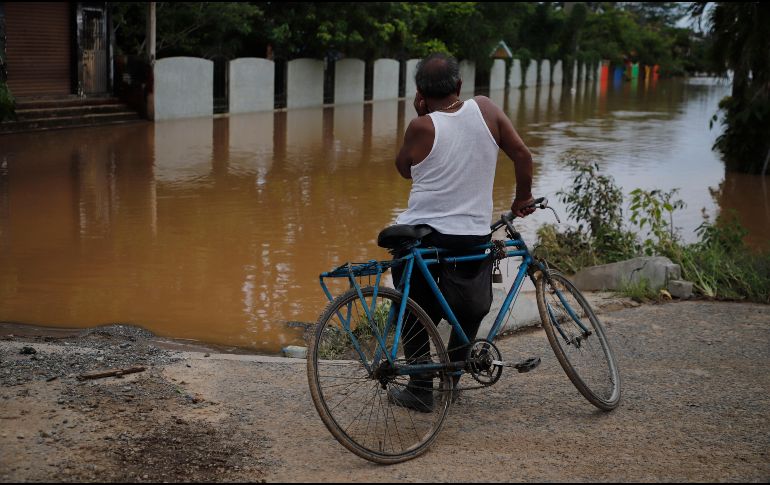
[490,197,548,232]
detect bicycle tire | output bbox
[535,270,621,411]
[307,286,452,464]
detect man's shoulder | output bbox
[472,95,499,114]
[407,115,434,135]
[471,96,503,133]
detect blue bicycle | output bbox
[307,198,621,464]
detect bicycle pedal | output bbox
[493,357,541,373]
[513,357,541,373]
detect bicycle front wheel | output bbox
[535,270,621,410]
[307,286,452,464]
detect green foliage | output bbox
[692,2,770,174]
[535,224,595,274]
[112,2,263,59]
[677,215,770,303]
[617,277,659,302]
[537,159,770,303]
[318,301,392,360]
[557,157,625,238]
[629,188,686,256]
[515,48,533,75]
[536,156,637,273]
[351,301,391,341]
[0,81,15,122]
[623,2,690,27]
[109,2,707,80]
[711,94,770,174]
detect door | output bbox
[4,2,72,97]
[80,7,108,95]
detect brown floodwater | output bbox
[1,78,768,352]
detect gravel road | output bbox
[1,300,768,482]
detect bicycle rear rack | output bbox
[319,259,396,303]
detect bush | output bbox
[629,188,686,257]
[677,215,770,303]
[536,156,638,273]
[618,277,659,302]
[535,224,595,274]
[712,94,770,174]
[536,156,770,303]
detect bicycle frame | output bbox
[319,236,551,375]
[318,205,593,379]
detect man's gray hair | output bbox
[415,53,461,99]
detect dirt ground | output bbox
[1,300,769,482]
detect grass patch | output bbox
[616,278,661,303]
[318,301,393,360]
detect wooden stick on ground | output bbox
[77,366,146,381]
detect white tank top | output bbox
[396,99,499,235]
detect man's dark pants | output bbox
[390,231,493,367]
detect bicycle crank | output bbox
[491,356,542,373]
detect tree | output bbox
[692,2,770,174]
[112,2,263,59]
[109,1,712,84]
[620,2,689,27]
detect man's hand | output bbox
[511,196,536,218]
[414,92,429,117]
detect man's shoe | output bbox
[388,383,434,413]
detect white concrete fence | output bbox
[373,59,400,101]
[405,59,420,98]
[509,59,523,89]
[228,58,274,114]
[153,57,213,121]
[334,58,365,105]
[286,58,324,109]
[490,59,506,91]
[153,55,598,120]
[459,60,475,98]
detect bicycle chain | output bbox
[491,239,507,260]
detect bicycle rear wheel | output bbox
[535,270,621,410]
[307,286,452,464]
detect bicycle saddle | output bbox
[377,224,434,250]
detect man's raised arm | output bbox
[477,96,535,217]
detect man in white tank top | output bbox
[388,53,535,413]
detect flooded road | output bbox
[1,78,768,352]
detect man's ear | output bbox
[456,79,463,96]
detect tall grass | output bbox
[673,217,770,303]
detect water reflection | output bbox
[0,78,767,352]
